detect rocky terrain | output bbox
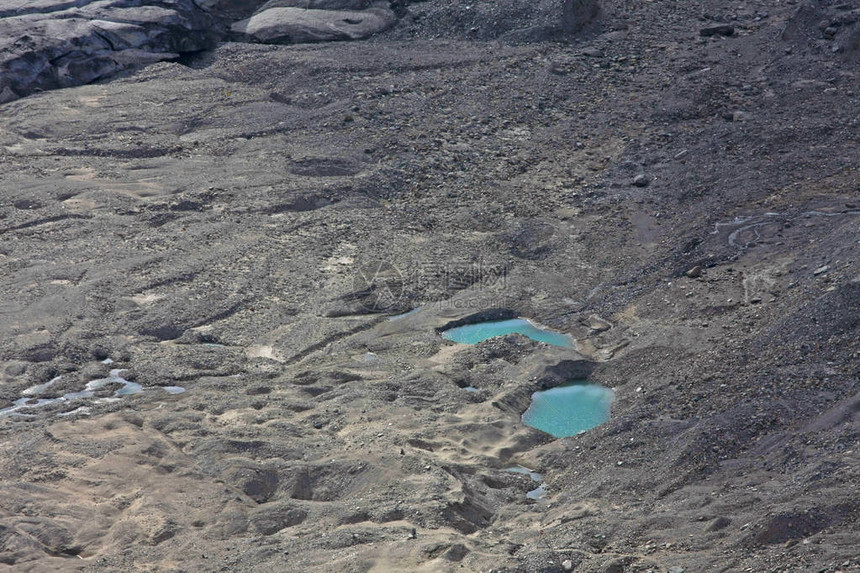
[1,0,859,571]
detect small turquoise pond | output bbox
[522,381,614,438]
[441,318,573,347]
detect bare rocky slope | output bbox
[0,0,858,571]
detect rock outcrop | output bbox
[0,0,219,103]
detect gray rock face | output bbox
[388,0,598,41]
[0,0,219,103]
[195,0,269,21]
[231,4,395,44]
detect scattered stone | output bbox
[674,149,689,160]
[562,559,574,571]
[0,0,220,103]
[668,567,686,573]
[731,111,754,122]
[562,0,600,34]
[632,174,650,187]
[506,220,558,260]
[704,516,732,532]
[700,24,734,37]
[686,266,703,278]
[814,265,830,276]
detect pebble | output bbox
[813,265,829,276]
[562,559,574,571]
[686,266,703,278]
[632,174,650,187]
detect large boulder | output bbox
[0,0,219,103]
[231,4,395,44]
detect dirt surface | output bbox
[1,0,859,571]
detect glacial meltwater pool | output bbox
[521,381,614,438]
[441,318,573,347]
[0,369,186,418]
